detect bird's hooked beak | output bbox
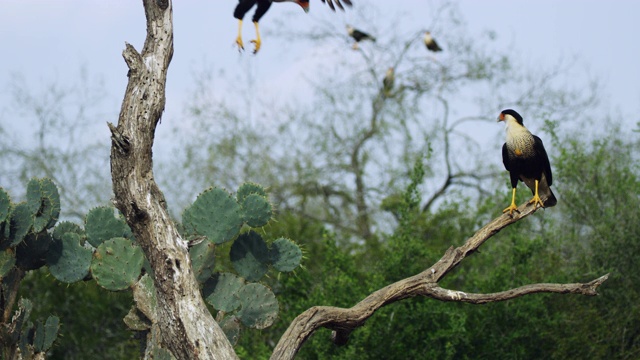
[497,112,505,122]
[297,1,310,13]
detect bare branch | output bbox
[270,201,608,360]
[110,1,235,359]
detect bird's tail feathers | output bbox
[541,187,557,208]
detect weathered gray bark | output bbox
[270,202,608,360]
[108,1,237,359]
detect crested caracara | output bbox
[383,67,394,96]
[346,25,375,49]
[423,31,442,52]
[499,109,557,215]
[234,0,353,54]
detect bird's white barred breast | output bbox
[505,119,534,154]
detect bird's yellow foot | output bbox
[528,194,544,209]
[250,38,261,54]
[502,203,519,216]
[236,36,245,52]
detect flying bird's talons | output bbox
[250,39,261,54]
[235,37,245,52]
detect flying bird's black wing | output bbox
[533,135,552,186]
[322,0,353,11]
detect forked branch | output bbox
[270,201,608,360]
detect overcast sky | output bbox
[1,0,639,151]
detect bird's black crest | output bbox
[501,109,523,125]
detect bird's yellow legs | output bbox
[503,180,545,216]
[236,19,245,51]
[503,188,518,215]
[250,21,262,54]
[528,179,544,209]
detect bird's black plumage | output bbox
[423,31,442,52]
[499,109,556,215]
[234,0,353,53]
[347,25,376,42]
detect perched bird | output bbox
[346,25,375,49]
[382,67,395,96]
[498,109,557,215]
[423,31,442,52]
[234,0,353,54]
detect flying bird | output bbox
[382,67,395,96]
[346,25,375,49]
[498,109,557,216]
[234,0,353,54]
[423,31,442,52]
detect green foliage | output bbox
[85,206,130,247]
[91,237,144,291]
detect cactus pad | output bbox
[7,203,33,246]
[236,283,278,329]
[269,237,303,272]
[230,231,270,281]
[236,182,267,202]
[132,274,157,322]
[202,272,245,312]
[52,221,85,243]
[240,193,273,228]
[219,315,241,346]
[85,207,130,247]
[47,232,93,283]
[91,237,144,291]
[182,188,243,244]
[0,187,10,224]
[26,178,60,232]
[40,316,60,352]
[15,231,51,271]
[0,248,15,278]
[189,239,216,283]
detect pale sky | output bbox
[1,0,639,157]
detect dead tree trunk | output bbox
[108,1,236,359]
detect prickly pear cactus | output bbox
[7,202,33,247]
[189,239,216,283]
[236,182,267,202]
[0,248,15,278]
[240,193,273,228]
[15,231,51,271]
[85,206,131,247]
[203,272,245,312]
[47,232,93,283]
[26,178,60,233]
[269,237,303,272]
[236,283,278,329]
[230,231,270,281]
[0,187,10,224]
[91,237,144,291]
[182,188,243,244]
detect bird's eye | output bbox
[499,113,505,121]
